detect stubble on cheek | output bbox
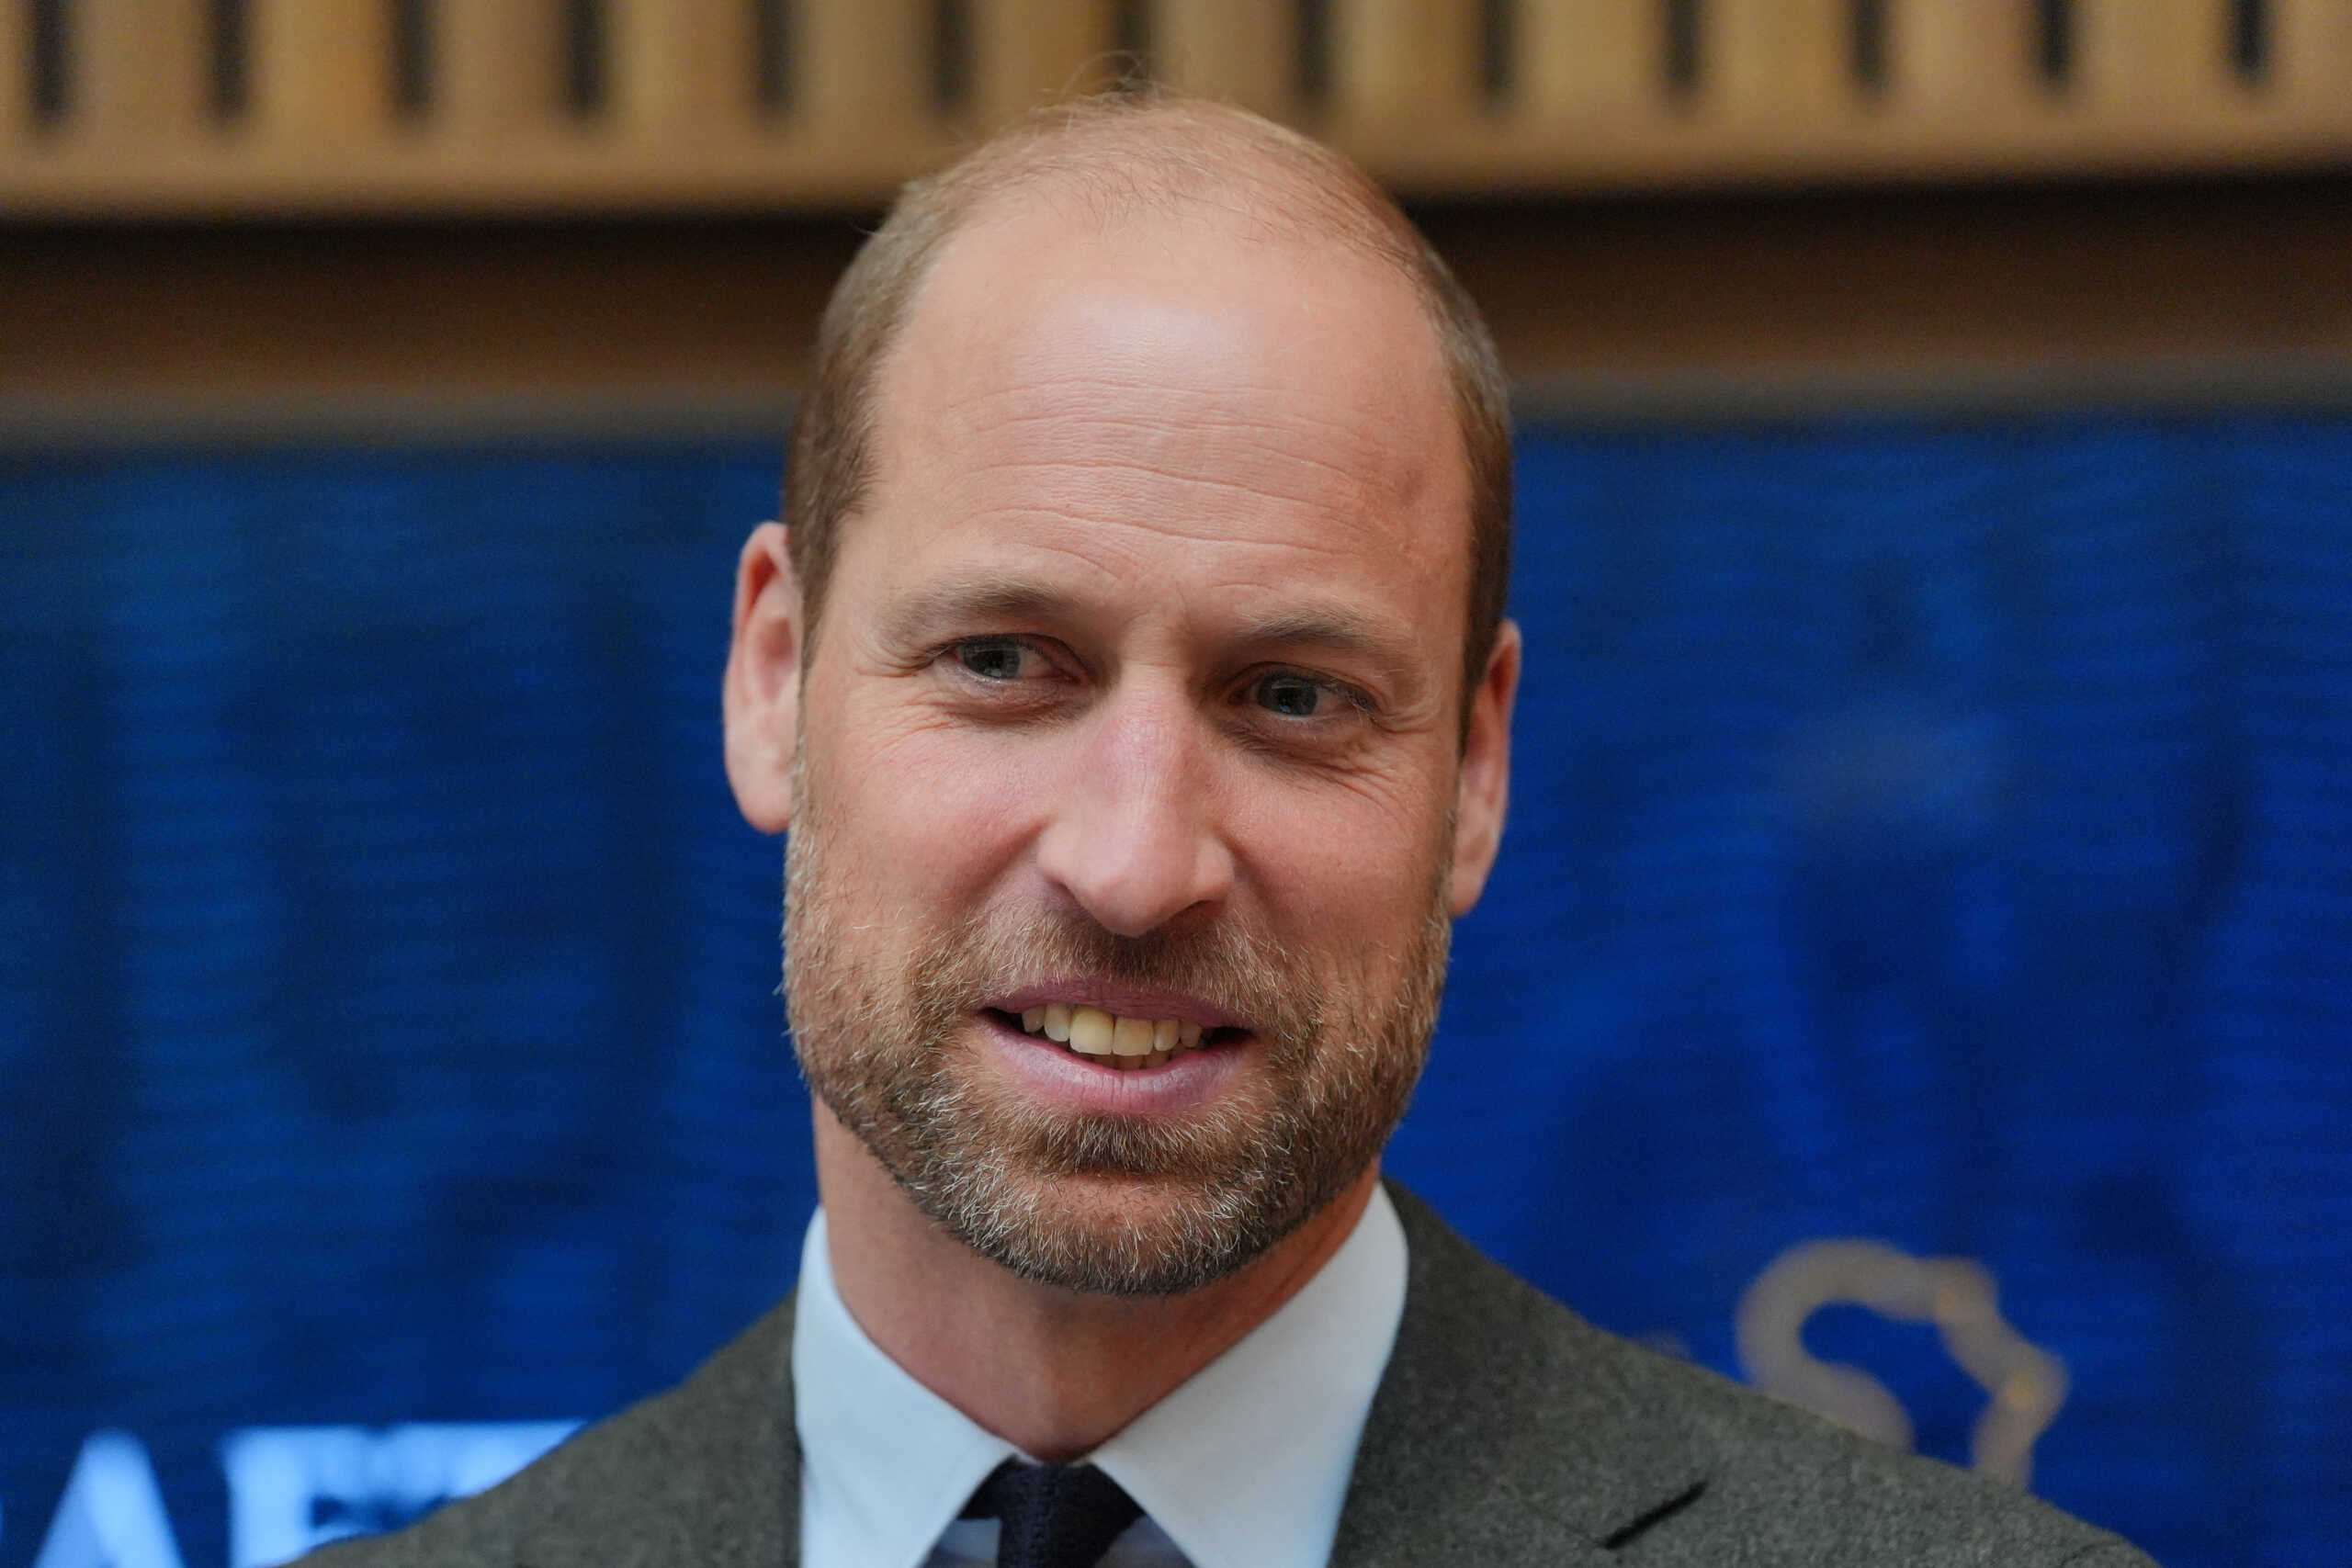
[777,777,1455,1296]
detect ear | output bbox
[722,522,804,834]
[1448,618,1521,916]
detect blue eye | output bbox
[1253,672,1326,717]
[956,640,1029,681]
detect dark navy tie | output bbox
[959,1459,1144,1568]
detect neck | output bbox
[812,1102,1378,1462]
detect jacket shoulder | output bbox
[302,1299,797,1568]
[1362,1186,2156,1567]
[1610,1322,2154,1565]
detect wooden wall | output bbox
[5,1,2349,434]
[7,0,2351,210]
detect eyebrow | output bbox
[874,578,1074,648]
[1230,606,1421,692]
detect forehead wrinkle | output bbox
[953,391,1368,449]
[933,499,1418,570]
[937,378,1417,473]
[964,455,1391,517]
[945,320,1441,431]
[950,414,1421,503]
[928,400,1449,543]
[881,392,1420,541]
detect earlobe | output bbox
[722,523,805,834]
[1448,618,1521,916]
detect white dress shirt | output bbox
[793,1184,1409,1568]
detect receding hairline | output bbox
[786,92,1514,721]
[869,151,1470,477]
[847,104,1463,466]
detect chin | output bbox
[933,1174,1295,1298]
[887,1127,1337,1298]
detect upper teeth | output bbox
[1020,1004,1206,1069]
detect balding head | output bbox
[784,93,1512,716]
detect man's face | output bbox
[734,201,1515,1295]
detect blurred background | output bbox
[5,3,2349,1565]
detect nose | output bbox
[1033,685,1235,938]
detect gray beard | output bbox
[780,779,1452,1297]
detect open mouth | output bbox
[985,1004,1250,1071]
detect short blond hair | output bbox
[785,93,1512,716]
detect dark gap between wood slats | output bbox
[932,0,969,115]
[755,0,791,114]
[1112,0,1151,85]
[1852,0,1888,97]
[29,0,69,126]
[2036,0,2072,91]
[1295,0,1329,111]
[1481,0,1512,107]
[394,0,430,118]
[565,0,605,117]
[2231,0,2268,85]
[1664,0,1701,99]
[210,0,248,120]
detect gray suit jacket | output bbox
[315,1186,2156,1565]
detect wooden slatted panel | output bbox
[797,0,932,136]
[2271,0,2352,119]
[1512,0,1658,118]
[1151,0,1295,117]
[439,0,569,138]
[76,0,211,141]
[5,0,2352,214]
[250,0,399,140]
[1329,0,1485,126]
[1710,0,1853,118]
[2074,0,2229,109]
[1885,0,2038,111]
[607,0,762,139]
[0,0,29,144]
[971,0,1121,125]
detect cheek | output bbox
[1225,762,1454,937]
[808,701,1054,905]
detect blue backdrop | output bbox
[3,420,2346,1568]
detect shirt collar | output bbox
[792,1183,1409,1568]
[792,1210,1014,1568]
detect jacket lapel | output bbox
[1328,1185,1713,1567]
[513,1295,802,1568]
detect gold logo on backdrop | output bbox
[1735,1240,2068,1485]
